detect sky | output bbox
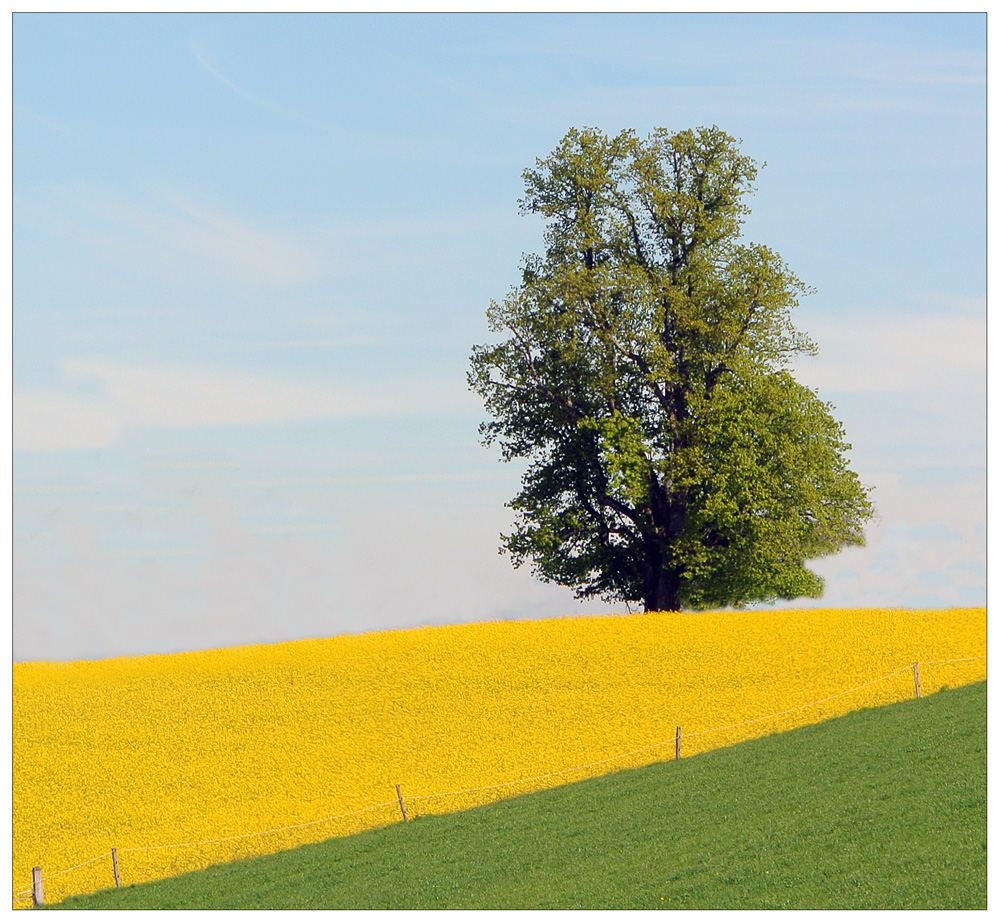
[11,12,987,662]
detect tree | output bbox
[468,126,873,612]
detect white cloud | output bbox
[14,484,95,495]
[803,472,985,609]
[64,361,381,429]
[14,360,477,452]
[13,394,122,451]
[790,310,985,395]
[863,470,985,533]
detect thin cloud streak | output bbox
[189,43,260,101]
[250,523,339,535]
[16,186,328,287]
[142,461,238,471]
[14,484,95,495]
[234,337,383,352]
[587,82,977,124]
[89,504,173,514]
[115,547,201,559]
[188,41,330,131]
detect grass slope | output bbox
[49,681,986,910]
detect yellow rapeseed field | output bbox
[13,607,985,907]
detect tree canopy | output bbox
[469,126,873,612]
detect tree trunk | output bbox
[641,538,682,611]
[642,477,686,612]
[643,565,682,612]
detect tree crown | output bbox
[470,126,873,611]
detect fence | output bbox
[13,655,986,908]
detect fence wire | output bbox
[118,800,400,854]
[14,654,986,905]
[920,656,986,666]
[683,665,917,740]
[12,851,112,902]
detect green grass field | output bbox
[48,680,986,910]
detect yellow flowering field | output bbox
[13,607,985,907]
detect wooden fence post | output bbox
[112,848,121,888]
[913,662,922,699]
[675,726,681,760]
[395,784,409,822]
[32,867,43,906]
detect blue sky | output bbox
[12,12,986,661]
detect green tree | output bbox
[469,126,873,612]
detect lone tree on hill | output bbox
[469,126,873,612]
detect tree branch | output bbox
[508,322,583,423]
[727,281,763,355]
